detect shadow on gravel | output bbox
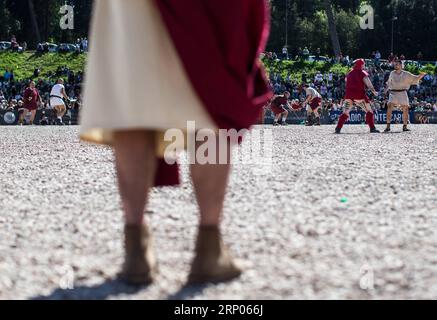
[167,284,209,300]
[335,132,402,135]
[31,281,213,300]
[336,132,373,135]
[30,278,145,300]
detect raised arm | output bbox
[406,71,426,86]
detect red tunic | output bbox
[309,97,322,110]
[23,88,40,111]
[153,0,273,187]
[344,69,370,103]
[270,96,288,115]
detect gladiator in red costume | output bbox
[270,91,291,126]
[302,84,323,126]
[20,81,42,125]
[335,59,380,134]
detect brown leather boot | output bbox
[119,224,157,285]
[188,226,242,284]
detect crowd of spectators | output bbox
[1,44,437,125]
[0,66,83,123]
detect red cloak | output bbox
[23,87,40,111]
[153,0,273,187]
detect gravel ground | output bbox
[0,125,436,300]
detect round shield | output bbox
[24,112,32,123]
[3,111,16,125]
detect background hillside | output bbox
[0,51,86,79]
[1,51,435,83]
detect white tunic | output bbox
[80,0,215,146]
[305,87,321,99]
[387,70,421,106]
[50,84,66,107]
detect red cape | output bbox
[153,0,273,187]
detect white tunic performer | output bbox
[50,79,69,125]
[385,60,426,132]
[50,83,66,107]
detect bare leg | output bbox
[281,110,289,124]
[190,139,231,227]
[188,138,241,284]
[59,106,67,118]
[273,113,281,125]
[54,106,61,123]
[402,105,410,128]
[113,130,157,226]
[313,107,321,125]
[19,109,28,124]
[55,105,67,124]
[386,103,394,127]
[114,130,158,285]
[29,110,37,124]
[306,109,314,126]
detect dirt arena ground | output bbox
[0,125,436,300]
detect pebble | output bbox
[0,125,436,299]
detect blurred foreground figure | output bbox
[80,0,272,285]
